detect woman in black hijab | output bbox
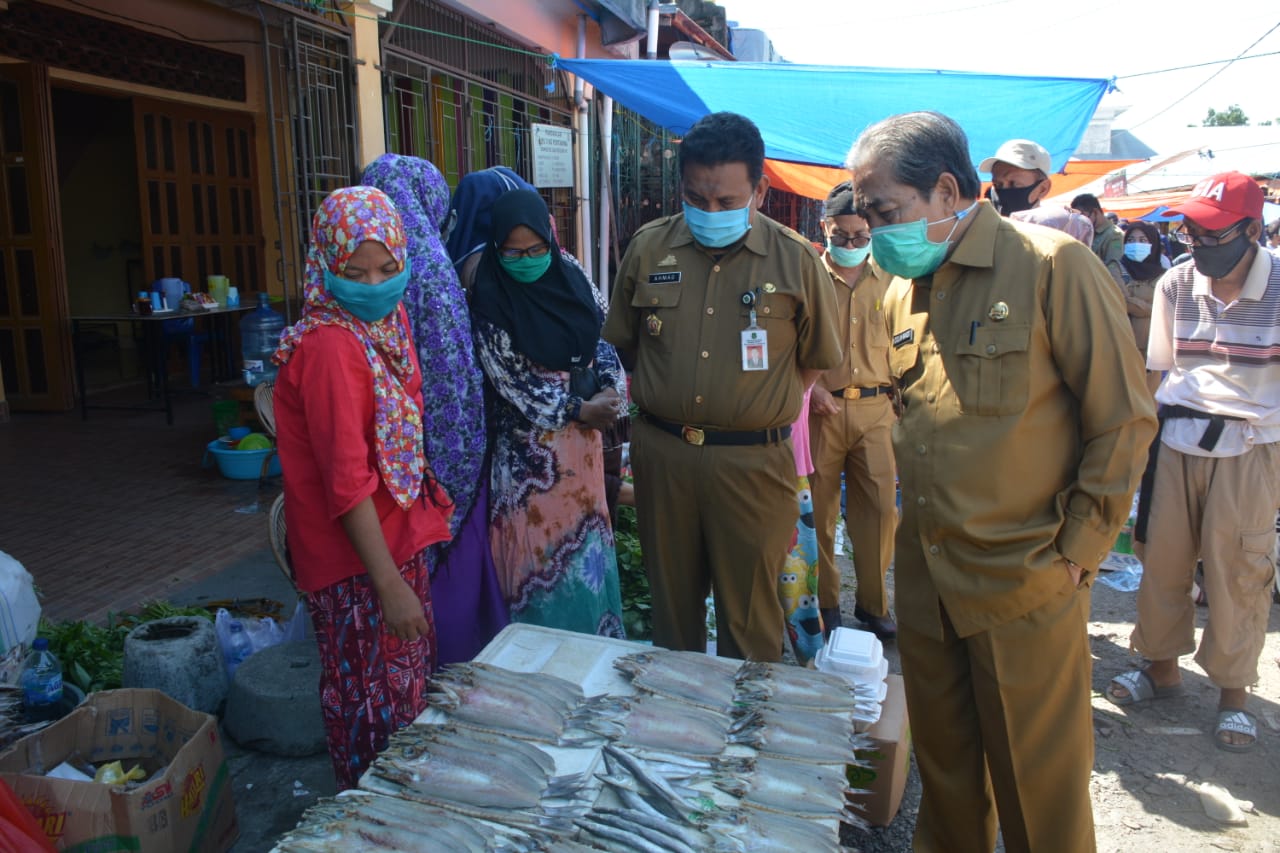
[1121,220,1167,395]
[470,189,627,639]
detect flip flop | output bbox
[1106,669,1185,706]
[1215,709,1258,753]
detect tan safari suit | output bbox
[604,212,839,661]
[808,256,897,618]
[882,201,1156,853]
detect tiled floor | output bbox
[0,380,279,625]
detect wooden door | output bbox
[133,99,263,295]
[0,64,72,411]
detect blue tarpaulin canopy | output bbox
[555,58,1111,173]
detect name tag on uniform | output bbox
[892,329,914,348]
[742,326,769,371]
[647,272,682,284]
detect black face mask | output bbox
[985,181,1041,216]
[1191,234,1253,279]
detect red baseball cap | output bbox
[1163,171,1264,230]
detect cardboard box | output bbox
[0,688,238,851]
[846,674,911,827]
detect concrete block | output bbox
[224,641,326,757]
[122,616,227,715]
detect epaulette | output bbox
[633,215,675,236]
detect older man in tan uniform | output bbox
[808,181,899,640]
[847,111,1156,853]
[605,112,839,661]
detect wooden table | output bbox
[71,304,255,425]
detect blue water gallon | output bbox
[240,293,286,387]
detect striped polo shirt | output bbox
[1148,246,1280,456]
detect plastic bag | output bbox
[0,551,41,684]
[0,778,56,853]
[213,601,308,676]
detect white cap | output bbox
[978,139,1052,175]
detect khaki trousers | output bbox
[1132,440,1279,687]
[900,588,1096,853]
[808,394,897,613]
[631,418,797,661]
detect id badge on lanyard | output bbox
[741,299,768,371]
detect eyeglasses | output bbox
[1173,221,1244,247]
[499,243,551,260]
[828,231,870,249]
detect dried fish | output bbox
[600,744,719,824]
[727,704,868,764]
[613,650,739,711]
[429,667,587,743]
[703,807,843,852]
[734,661,858,711]
[386,725,573,792]
[585,695,732,756]
[301,794,506,852]
[709,756,863,826]
[590,806,713,851]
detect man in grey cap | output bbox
[1073,192,1127,289]
[978,139,1055,217]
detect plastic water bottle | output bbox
[224,619,254,678]
[240,293,286,387]
[22,638,63,722]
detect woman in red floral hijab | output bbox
[273,186,451,788]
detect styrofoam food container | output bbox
[815,626,884,682]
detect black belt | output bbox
[832,385,893,400]
[1160,404,1245,452]
[641,413,791,447]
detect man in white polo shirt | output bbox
[1107,171,1280,754]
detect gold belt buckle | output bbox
[681,425,705,446]
[846,387,862,400]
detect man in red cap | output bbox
[1107,171,1280,754]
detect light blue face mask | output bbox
[324,260,410,323]
[1123,242,1152,262]
[828,240,871,268]
[870,201,978,279]
[683,202,752,248]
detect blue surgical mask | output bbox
[870,202,977,279]
[682,202,752,248]
[828,240,871,268]
[1123,242,1152,262]
[324,261,410,322]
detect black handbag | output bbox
[569,364,604,400]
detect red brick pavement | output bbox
[0,389,279,625]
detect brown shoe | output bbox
[854,606,897,641]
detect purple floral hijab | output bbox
[360,154,485,533]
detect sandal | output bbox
[1215,709,1258,753]
[1106,669,1185,706]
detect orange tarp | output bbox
[765,157,1146,202]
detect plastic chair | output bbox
[253,382,278,485]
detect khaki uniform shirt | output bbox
[883,201,1157,637]
[1091,220,1126,289]
[604,213,840,431]
[816,256,893,393]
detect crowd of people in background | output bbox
[264,107,1278,853]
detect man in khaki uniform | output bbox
[808,181,898,640]
[604,112,840,661]
[846,111,1156,852]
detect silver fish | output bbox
[727,704,869,764]
[709,756,863,826]
[586,695,732,756]
[734,661,859,711]
[613,650,739,711]
[703,807,843,852]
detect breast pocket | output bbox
[953,323,1031,416]
[888,342,919,383]
[740,293,797,361]
[632,283,683,354]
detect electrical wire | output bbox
[1123,20,1280,130]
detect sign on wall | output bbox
[531,123,574,188]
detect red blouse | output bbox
[274,324,451,592]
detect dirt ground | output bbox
[838,557,1280,853]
